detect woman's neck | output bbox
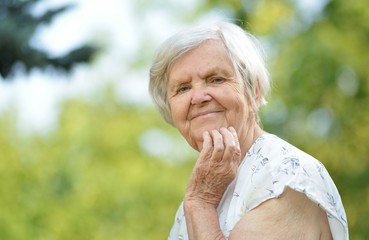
[238,123,265,161]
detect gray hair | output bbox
[149,21,271,125]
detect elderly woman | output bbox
[149,22,348,239]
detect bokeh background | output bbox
[0,0,368,239]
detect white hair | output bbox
[149,21,271,125]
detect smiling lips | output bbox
[190,110,221,120]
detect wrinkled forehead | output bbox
[166,39,229,79]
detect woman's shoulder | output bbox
[241,133,339,202]
[245,133,323,170]
[234,133,348,239]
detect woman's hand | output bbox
[184,126,242,208]
[183,127,242,239]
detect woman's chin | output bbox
[184,123,230,151]
[183,134,204,152]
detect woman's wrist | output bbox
[184,191,223,208]
[184,199,226,240]
[184,197,217,213]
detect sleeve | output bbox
[270,154,349,240]
[168,202,188,240]
[227,138,348,240]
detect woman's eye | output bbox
[210,78,224,84]
[178,85,190,93]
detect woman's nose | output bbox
[190,87,212,105]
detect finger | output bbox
[198,131,212,159]
[219,127,237,162]
[210,129,224,161]
[201,131,212,151]
[219,127,235,147]
[228,127,240,153]
[228,127,242,163]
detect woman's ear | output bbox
[254,82,262,107]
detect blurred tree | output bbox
[201,0,369,239]
[0,93,193,240]
[0,0,368,239]
[0,0,96,80]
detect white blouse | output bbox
[168,134,349,240]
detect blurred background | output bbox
[0,0,368,239]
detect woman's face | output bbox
[167,40,253,151]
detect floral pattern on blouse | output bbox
[168,134,349,240]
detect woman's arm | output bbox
[185,187,332,240]
[184,127,241,240]
[230,187,332,239]
[183,128,332,239]
[184,202,225,240]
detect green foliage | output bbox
[0,0,97,79]
[1,0,368,239]
[201,0,369,238]
[0,97,193,239]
